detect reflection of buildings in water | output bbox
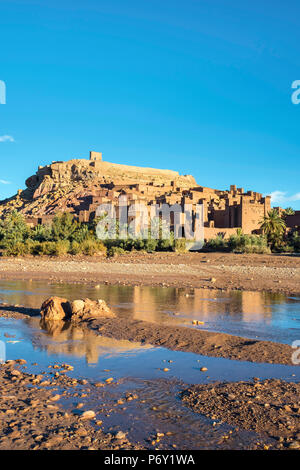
[239,291,272,323]
[106,286,280,325]
[2,280,289,333]
[130,286,189,325]
[175,289,274,323]
[30,319,151,364]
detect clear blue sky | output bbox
[0,0,300,207]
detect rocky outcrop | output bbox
[69,298,115,322]
[25,158,196,196]
[0,154,197,221]
[40,296,115,323]
[40,297,72,322]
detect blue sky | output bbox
[0,0,300,208]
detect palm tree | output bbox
[260,209,286,245]
[283,207,295,217]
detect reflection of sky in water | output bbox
[0,318,299,385]
[0,280,299,343]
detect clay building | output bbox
[0,151,272,240]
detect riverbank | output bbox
[0,360,298,451]
[182,378,300,449]
[0,252,299,295]
[0,361,141,450]
[0,300,297,365]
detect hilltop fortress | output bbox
[0,151,272,239]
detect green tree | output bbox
[260,209,286,248]
[0,210,29,245]
[284,207,295,216]
[51,213,78,241]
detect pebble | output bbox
[288,441,300,449]
[80,410,96,420]
[114,431,127,440]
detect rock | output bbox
[70,299,85,315]
[69,298,115,321]
[41,297,115,323]
[288,441,300,449]
[15,359,27,365]
[40,297,71,321]
[80,410,96,420]
[114,431,127,440]
[50,394,61,402]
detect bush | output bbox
[203,235,228,252]
[71,225,91,243]
[0,211,30,246]
[81,239,107,256]
[52,240,70,256]
[3,241,30,257]
[51,213,78,241]
[107,246,125,257]
[202,232,270,254]
[41,241,58,256]
[173,238,187,253]
[290,232,300,253]
[69,241,82,255]
[31,224,52,242]
[144,238,158,253]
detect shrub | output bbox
[51,213,78,241]
[81,239,98,256]
[107,246,125,257]
[157,238,173,251]
[69,241,82,255]
[41,241,57,256]
[52,240,70,256]
[31,224,52,242]
[203,235,228,252]
[81,239,107,256]
[144,238,158,253]
[71,224,91,243]
[0,211,30,245]
[96,240,107,254]
[3,241,30,257]
[173,238,187,253]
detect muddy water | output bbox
[0,315,299,450]
[0,280,299,449]
[0,280,299,343]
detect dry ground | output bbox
[0,252,299,294]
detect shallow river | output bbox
[0,280,299,343]
[0,280,299,449]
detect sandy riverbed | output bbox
[0,252,299,295]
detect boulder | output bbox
[40,296,115,323]
[69,298,115,321]
[40,297,72,322]
[70,299,85,315]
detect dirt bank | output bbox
[0,361,141,450]
[1,302,295,365]
[88,316,296,365]
[0,252,299,295]
[181,379,300,449]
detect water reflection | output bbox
[0,280,299,343]
[28,317,152,364]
